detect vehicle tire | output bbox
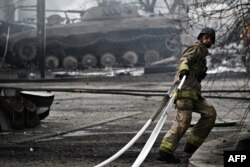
[144,50,160,65]
[12,111,25,130]
[25,109,40,128]
[100,53,116,67]
[17,41,37,61]
[45,55,59,69]
[165,34,180,52]
[81,54,97,68]
[122,51,138,67]
[62,55,78,70]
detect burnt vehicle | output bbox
[8,1,181,70]
[0,88,54,130]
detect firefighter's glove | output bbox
[179,70,189,80]
[198,67,208,82]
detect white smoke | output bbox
[46,0,83,10]
[16,0,99,23]
[46,0,98,10]
[46,0,99,21]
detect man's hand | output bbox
[179,70,189,80]
[197,67,208,82]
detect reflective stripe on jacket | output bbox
[174,42,209,98]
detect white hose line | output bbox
[94,78,183,167]
[177,75,186,90]
[131,97,174,167]
[132,76,186,167]
[94,96,167,167]
[94,83,178,167]
[94,119,152,167]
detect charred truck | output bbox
[6,2,181,70]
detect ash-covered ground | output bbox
[0,69,249,167]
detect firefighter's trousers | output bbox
[160,98,217,154]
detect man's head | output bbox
[197,27,215,48]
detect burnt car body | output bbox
[7,2,181,70]
[0,88,54,130]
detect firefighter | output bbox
[157,27,217,163]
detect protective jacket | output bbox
[174,42,208,100]
[159,41,216,154]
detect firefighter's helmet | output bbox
[197,27,216,44]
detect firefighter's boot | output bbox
[156,150,180,163]
[184,142,199,154]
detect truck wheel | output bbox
[81,54,97,68]
[17,41,37,61]
[122,51,138,67]
[63,55,78,70]
[45,55,59,69]
[144,50,160,65]
[100,53,116,67]
[165,35,180,52]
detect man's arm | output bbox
[177,46,199,79]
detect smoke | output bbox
[46,0,99,10]
[46,0,98,19]
[14,0,100,23]
[46,0,83,10]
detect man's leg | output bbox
[158,99,193,163]
[184,99,217,154]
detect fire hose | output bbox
[94,76,186,167]
[132,75,186,167]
